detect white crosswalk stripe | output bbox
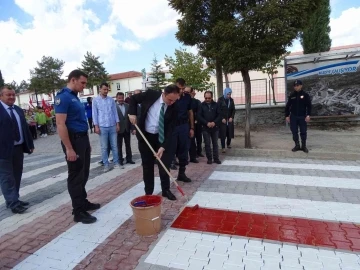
[140,158,360,270]
[209,171,360,190]
[222,160,360,172]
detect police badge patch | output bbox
[55,97,61,105]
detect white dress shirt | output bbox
[145,95,168,134]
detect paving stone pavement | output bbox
[2,134,360,270]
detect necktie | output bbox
[9,107,20,142]
[158,103,165,143]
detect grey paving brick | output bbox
[203,180,360,204]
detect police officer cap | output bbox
[294,80,303,86]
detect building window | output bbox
[116,83,121,90]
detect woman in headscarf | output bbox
[218,87,235,153]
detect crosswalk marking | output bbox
[14,181,162,270]
[0,162,102,206]
[23,156,65,168]
[0,162,142,238]
[187,191,360,223]
[209,171,360,190]
[144,229,360,270]
[222,160,360,172]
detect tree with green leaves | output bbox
[8,80,29,94]
[169,0,321,148]
[29,56,65,97]
[79,51,109,94]
[259,53,289,105]
[300,0,331,54]
[149,55,167,91]
[165,48,213,92]
[0,70,4,88]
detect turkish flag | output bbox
[42,98,47,109]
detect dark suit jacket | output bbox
[116,102,132,133]
[0,103,34,159]
[217,96,235,139]
[129,90,177,151]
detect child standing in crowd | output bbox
[36,107,47,138]
[26,109,37,140]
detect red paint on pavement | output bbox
[171,206,360,252]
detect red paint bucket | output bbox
[130,195,162,236]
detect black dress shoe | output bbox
[127,160,135,164]
[19,200,30,207]
[170,164,177,170]
[207,160,213,164]
[11,205,28,214]
[73,211,97,224]
[162,190,176,201]
[190,159,199,163]
[214,159,222,164]
[302,146,309,153]
[85,202,101,211]
[177,173,192,182]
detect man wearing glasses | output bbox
[197,91,221,164]
[285,80,312,153]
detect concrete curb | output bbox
[227,148,360,161]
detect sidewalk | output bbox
[229,125,360,161]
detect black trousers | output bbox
[87,118,93,131]
[40,125,47,135]
[220,125,232,149]
[171,124,190,168]
[29,125,37,139]
[203,128,219,161]
[61,133,91,212]
[0,145,23,208]
[189,123,203,159]
[117,131,132,162]
[138,132,171,195]
[290,116,307,142]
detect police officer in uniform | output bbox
[55,70,99,224]
[171,78,194,182]
[285,79,312,153]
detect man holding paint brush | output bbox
[128,85,180,200]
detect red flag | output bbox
[42,98,47,109]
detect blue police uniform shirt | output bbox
[175,93,192,122]
[54,88,88,133]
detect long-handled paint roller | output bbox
[130,117,199,210]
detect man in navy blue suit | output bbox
[0,86,34,214]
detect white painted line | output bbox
[144,229,360,270]
[22,162,67,179]
[187,191,360,223]
[23,156,65,168]
[209,171,360,190]
[0,162,102,206]
[22,156,100,179]
[0,161,142,238]
[13,179,162,270]
[222,160,360,172]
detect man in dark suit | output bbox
[128,85,180,200]
[115,92,135,165]
[0,86,34,214]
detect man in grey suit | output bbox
[116,92,135,165]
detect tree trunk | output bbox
[241,68,251,148]
[224,72,230,88]
[215,59,223,100]
[271,75,277,105]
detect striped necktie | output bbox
[158,103,165,143]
